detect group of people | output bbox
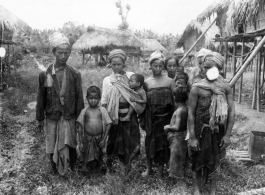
[36,32,235,195]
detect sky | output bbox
[0,0,216,35]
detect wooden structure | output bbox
[177,20,220,55]
[72,26,143,66]
[198,0,265,112]
[140,39,167,58]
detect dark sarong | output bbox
[191,93,226,184]
[143,87,173,164]
[106,102,140,165]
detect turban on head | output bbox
[204,52,224,69]
[196,48,212,58]
[149,50,165,65]
[49,32,70,49]
[108,49,127,63]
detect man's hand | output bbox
[220,135,231,150]
[38,121,44,132]
[189,138,200,151]
[99,139,106,148]
[129,97,136,102]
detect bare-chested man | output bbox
[142,50,175,178]
[189,48,211,85]
[188,52,235,195]
[77,86,112,172]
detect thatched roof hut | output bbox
[0,5,30,32]
[177,20,220,54]
[72,26,143,55]
[197,0,265,36]
[141,39,167,57]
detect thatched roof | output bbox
[72,26,143,52]
[0,5,30,31]
[141,39,166,52]
[197,0,263,34]
[177,20,220,48]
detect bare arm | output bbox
[166,109,182,132]
[189,68,196,85]
[170,79,176,97]
[76,122,84,151]
[103,124,111,141]
[134,90,147,104]
[220,84,235,150]
[187,86,200,151]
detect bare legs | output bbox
[193,170,217,195]
[142,158,164,178]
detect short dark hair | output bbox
[174,86,188,103]
[165,57,179,70]
[86,86,101,98]
[175,72,189,84]
[131,74,144,87]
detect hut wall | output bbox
[183,31,206,53]
[245,5,265,33]
[0,28,13,41]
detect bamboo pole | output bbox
[224,42,228,79]
[232,42,237,99]
[257,47,262,111]
[238,41,244,104]
[179,18,217,64]
[262,52,265,94]
[230,35,265,86]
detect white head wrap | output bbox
[196,48,212,58]
[149,50,165,65]
[49,32,70,49]
[204,52,224,69]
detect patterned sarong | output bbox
[106,102,140,165]
[143,87,173,164]
[191,93,226,185]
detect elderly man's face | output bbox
[53,44,71,65]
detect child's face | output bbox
[87,93,100,108]
[176,66,184,74]
[166,59,177,74]
[129,76,140,89]
[175,79,187,87]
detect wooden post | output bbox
[257,46,262,111]
[230,35,265,87]
[252,55,257,109]
[82,50,85,66]
[224,42,228,79]
[238,41,244,104]
[232,42,237,99]
[262,51,265,94]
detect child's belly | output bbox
[84,119,103,136]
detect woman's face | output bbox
[166,59,177,74]
[151,59,164,76]
[202,60,218,77]
[111,57,125,74]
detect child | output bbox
[164,85,188,179]
[76,86,112,172]
[120,74,147,121]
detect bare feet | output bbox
[120,115,130,121]
[141,169,151,177]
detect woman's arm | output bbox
[101,77,109,107]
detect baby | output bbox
[76,86,112,172]
[120,74,147,121]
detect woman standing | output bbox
[101,49,144,174]
[142,50,175,178]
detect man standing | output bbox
[188,52,235,195]
[189,48,211,85]
[36,32,84,175]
